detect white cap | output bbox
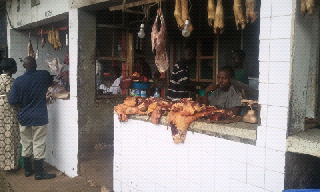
[185,20,189,25]
[140,24,144,28]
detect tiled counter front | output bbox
[113,114,282,192]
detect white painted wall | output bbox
[45,9,79,178]
[114,116,286,191]
[6,6,79,177]
[6,0,69,29]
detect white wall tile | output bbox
[259,40,270,62]
[176,145,189,180]
[256,125,267,148]
[259,105,268,127]
[268,84,289,107]
[247,145,266,167]
[265,170,285,191]
[266,106,288,129]
[114,179,122,192]
[260,0,272,18]
[176,178,189,192]
[201,151,215,190]
[247,184,265,192]
[138,178,156,192]
[230,161,247,183]
[259,62,270,83]
[202,134,215,154]
[260,18,271,40]
[266,149,285,173]
[272,0,293,17]
[229,179,247,192]
[229,141,247,163]
[271,16,292,39]
[188,165,202,185]
[188,182,201,192]
[259,83,269,105]
[268,62,291,84]
[247,165,265,188]
[266,128,287,151]
[215,158,231,191]
[270,39,291,62]
[155,184,166,192]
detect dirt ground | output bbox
[1,148,113,192]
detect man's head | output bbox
[184,46,196,61]
[230,49,245,68]
[23,56,37,71]
[0,58,17,75]
[111,66,121,79]
[218,66,235,91]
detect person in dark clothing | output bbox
[9,56,55,180]
[230,49,249,85]
[167,47,196,100]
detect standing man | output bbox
[167,47,196,100]
[9,56,56,180]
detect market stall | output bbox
[108,0,263,190]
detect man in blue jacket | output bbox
[9,56,55,180]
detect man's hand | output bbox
[205,83,218,94]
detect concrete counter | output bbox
[129,114,258,145]
[287,128,320,158]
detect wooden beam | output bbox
[109,0,166,11]
[125,9,145,15]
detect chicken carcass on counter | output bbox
[114,97,240,144]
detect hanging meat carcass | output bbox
[207,0,216,26]
[234,0,246,30]
[174,0,184,29]
[151,9,169,73]
[214,0,224,34]
[245,0,258,23]
[301,0,315,15]
[46,58,64,74]
[27,33,35,58]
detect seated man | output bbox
[99,66,122,94]
[202,66,253,115]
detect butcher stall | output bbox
[106,0,262,191]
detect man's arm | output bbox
[8,80,20,105]
[200,83,218,106]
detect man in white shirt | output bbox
[98,66,122,95]
[108,66,122,94]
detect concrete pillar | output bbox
[288,1,320,135]
[257,0,295,190]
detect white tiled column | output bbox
[257,0,294,191]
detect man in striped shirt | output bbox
[167,47,195,100]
